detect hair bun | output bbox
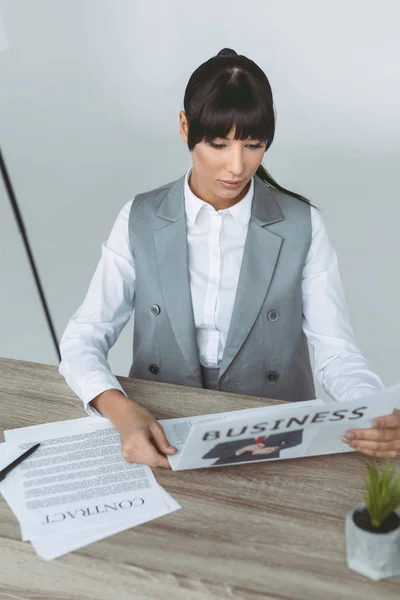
[216,48,238,57]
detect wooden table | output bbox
[0,357,399,599]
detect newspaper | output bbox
[159,382,400,470]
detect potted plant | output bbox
[345,458,400,580]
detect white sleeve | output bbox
[302,206,385,402]
[58,199,136,417]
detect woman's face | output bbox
[179,111,266,208]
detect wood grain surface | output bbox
[0,357,399,600]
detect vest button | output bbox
[148,364,159,375]
[266,371,279,382]
[150,304,161,316]
[268,310,279,322]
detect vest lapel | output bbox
[153,174,203,383]
[153,173,285,386]
[217,177,284,382]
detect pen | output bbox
[0,443,41,482]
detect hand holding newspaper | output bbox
[159,382,400,470]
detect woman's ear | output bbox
[179,112,189,144]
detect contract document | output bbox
[0,416,181,560]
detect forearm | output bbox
[90,389,142,426]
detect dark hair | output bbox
[183,48,319,211]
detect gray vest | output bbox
[128,171,316,403]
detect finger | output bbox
[351,446,399,459]
[344,427,400,442]
[124,435,171,469]
[153,457,173,469]
[347,438,400,452]
[371,409,400,429]
[145,441,171,469]
[140,434,172,468]
[150,421,177,454]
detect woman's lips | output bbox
[219,179,243,187]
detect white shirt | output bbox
[59,167,385,417]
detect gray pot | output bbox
[345,502,400,580]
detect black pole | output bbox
[0,146,61,363]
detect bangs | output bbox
[189,81,273,145]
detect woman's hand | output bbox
[341,408,400,458]
[115,403,177,469]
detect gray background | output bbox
[0,0,399,404]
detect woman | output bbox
[59,48,400,469]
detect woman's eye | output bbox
[209,142,263,150]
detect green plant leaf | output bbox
[363,459,400,528]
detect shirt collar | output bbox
[184,167,254,230]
